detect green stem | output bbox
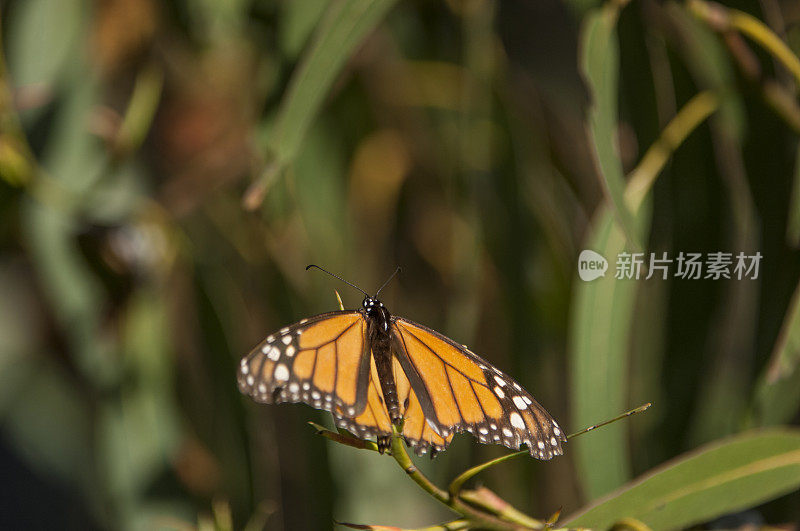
[729,10,800,88]
[113,63,164,158]
[458,488,544,530]
[449,451,527,498]
[0,9,36,188]
[688,0,800,88]
[386,426,534,530]
[388,426,450,504]
[624,91,718,212]
[313,423,533,527]
[320,404,649,529]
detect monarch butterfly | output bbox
[238,266,565,459]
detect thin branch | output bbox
[386,426,536,529]
[449,451,527,499]
[458,487,545,530]
[688,0,800,88]
[388,425,450,504]
[624,92,718,212]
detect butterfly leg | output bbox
[377,435,392,454]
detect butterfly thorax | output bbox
[362,296,391,333]
[362,297,402,424]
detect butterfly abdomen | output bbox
[364,303,403,424]
[373,341,401,423]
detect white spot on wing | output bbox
[513,396,527,409]
[285,345,296,357]
[551,437,558,446]
[510,412,524,429]
[494,375,506,387]
[494,386,505,398]
[274,364,290,382]
[282,335,292,345]
[240,360,249,374]
[502,428,512,437]
[553,427,561,436]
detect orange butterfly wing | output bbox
[390,318,566,459]
[238,311,371,418]
[332,354,454,453]
[239,310,565,460]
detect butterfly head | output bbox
[363,296,391,332]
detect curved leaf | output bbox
[752,279,800,425]
[564,429,800,530]
[246,0,397,208]
[581,2,641,249]
[569,205,643,500]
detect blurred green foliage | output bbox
[1,0,800,529]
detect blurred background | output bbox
[1,0,800,529]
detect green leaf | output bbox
[664,3,744,140]
[293,119,349,267]
[581,3,641,250]
[563,429,800,530]
[269,0,396,163]
[787,142,800,247]
[2,359,94,499]
[568,205,647,499]
[280,0,331,60]
[6,0,84,89]
[751,279,800,425]
[570,11,649,499]
[248,0,397,205]
[99,289,180,524]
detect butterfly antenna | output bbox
[306,265,369,298]
[375,266,401,297]
[566,402,652,440]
